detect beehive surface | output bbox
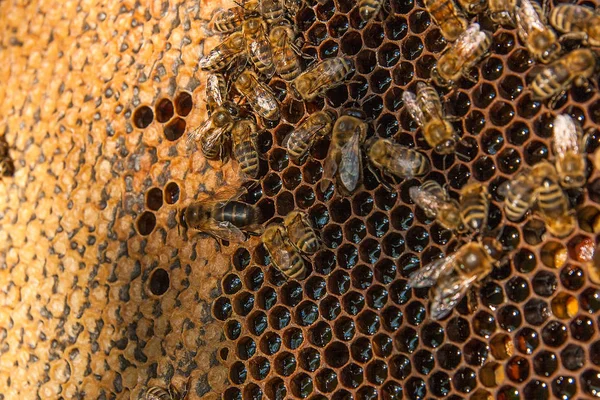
[2,0,600,399]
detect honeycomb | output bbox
[2,0,600,399]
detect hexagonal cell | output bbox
[136,211,156,236]
[133,105,154,128]
[163,116,186,141]
[155,98,174,123]
[174,91,193,116]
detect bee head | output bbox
[236,71,252,90]
[561,173,586,189]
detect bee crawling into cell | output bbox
[408,236,507,320]
[320,109,368,196]
[179,186,263,249]
[365,137,430,190]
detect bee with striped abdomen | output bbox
[199,31,246,72]
[409,237,505,320]
[532,161,576,238]
[270,23,302,81]
[424,0,468,42]
[410,180,465,233]
[458,0,487,15]
[291,57,354,101]
[205,73,236,115]
[366,137,430,186]
[552,114,588,189]
[232,119,261,180]
[550,4,600,47]
[459,182,490,234]
[208,1,259,34]
[187,106,234,161]
[431,22,492,88]
[283,110,336,162]
[242,17,275,77]
[235,70,280,121]
[258,0,285,24]
[530,48,597,109]
[284,211,320,255]
[262,223,307,280]
[403,82,459,155]
[321,110,368,195]
[488,0,517,26]
[145,382,187,400]
[359,0,385,21]
[499,171,536,222]
[181,187,263,244]
[515,0,560,63]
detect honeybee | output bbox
[283,0,303,15]
[409,180,464,232]
[359,0,384,21]
[499,171,536,222]
[291,57,354,101]
[283,110,336,162]
[235,70,280,121]
[270,24,302,81]
[409,237,505,320]
[208,1,259,34]
[181,187,263,243]
[366,137,431,183]
[515,0,560,63]
[0,142,14,177]
[403,82,459,155]
[232,119,261,179]
[321,111,368,195]
[258,0,285,24]
[488,0,517,26]
[532,161,576,238]
[530,48,597,109]
[550,4,600,47]
[284,211,320,255]
[187,106,234,160]
[145,383,187,400]
[423,0,468,42]
[242,18,275,76]
[459,182,490,234]
[206,73,228,114]
[552,114,588,189]
[262,223,307,280]
[431,22,492,87]
[199,32,246,72]
[458,0,487,15]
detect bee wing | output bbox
[321,142,339,192]
[267,229,293,270]
[339,131,362,192]
[409,185,443,218]
[206,74,226,110]
[251,81,279,113]
[207,220,248,242]
[186,116,215,147]
[453,23,489,63]
[213,186,247,202]
[553,114,582,159]
[402,91,427,127]
[515,0,545,42]
[283,119,327,151]
[408,253,457,289]
[429,274,478,320]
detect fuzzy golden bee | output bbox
[499,171,536,222]
[291,57,354,101]
[321,111,368,195]
[235,70,280,121]
[262,223,307,280]
[269,23,302,81]
[424,0,468,42]
[532,161,576,238]
[366,137,431,184]
[181,187,263,243]
[515,0,560,63]
[459,182,490,234]
[409,237,505,320]
[410,180,464,232]
[187,106,234,161]
[403,82,458,155]
[488,0,517,26]
[283,110,336,162]
[359,0,385,21]
[552,114,588,189]
[242,17,275,76]
[550,4,600,47]
[198,31,246,72]
[208,1,259,34]
[284,211,320,255]
[431,22,492,87]
[530,48,597,109]
[232,119,261,180]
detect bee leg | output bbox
[546,90,567,110]
[558,32,588,44]
[461,68,479,84]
